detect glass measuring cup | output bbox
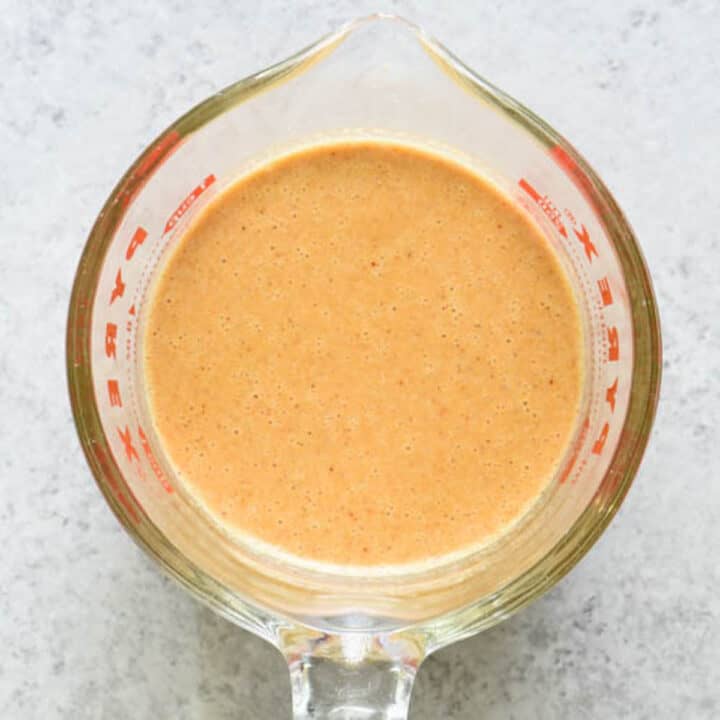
[67,15,660,718]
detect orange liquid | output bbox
[143,141,583,567]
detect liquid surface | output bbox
[144,141,583,567]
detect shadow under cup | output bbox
[68,15,659,656]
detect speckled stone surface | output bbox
[1,1,718,718]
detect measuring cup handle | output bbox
[279,629,425,719]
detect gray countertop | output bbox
[2,1,718,718]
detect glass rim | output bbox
[66,14,661,638]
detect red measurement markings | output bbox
[607,326,620,361]
[120,130,182,208]
[105,322,118,358]
[108,225,148,309]
[606,378,619,413]
[550,144,599,210]
[559,416,590,484]
[138,426,173,493]
[104,223,151,410]
[125,226,148,261]
[574,224,598,263]
[109,269,126,305]
[592,422,610,455]
[117,425,139,462]
[563,208,577,226]
[107,379,122,407]
[518,178,568,238]
[592,379,619,455]
[590,375,620,459]
[598,277,613,306]
[164,174,216,235]
[105,226,147,371]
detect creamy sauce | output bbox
[143,141,583,567]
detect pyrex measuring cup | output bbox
[67,15,661,719]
